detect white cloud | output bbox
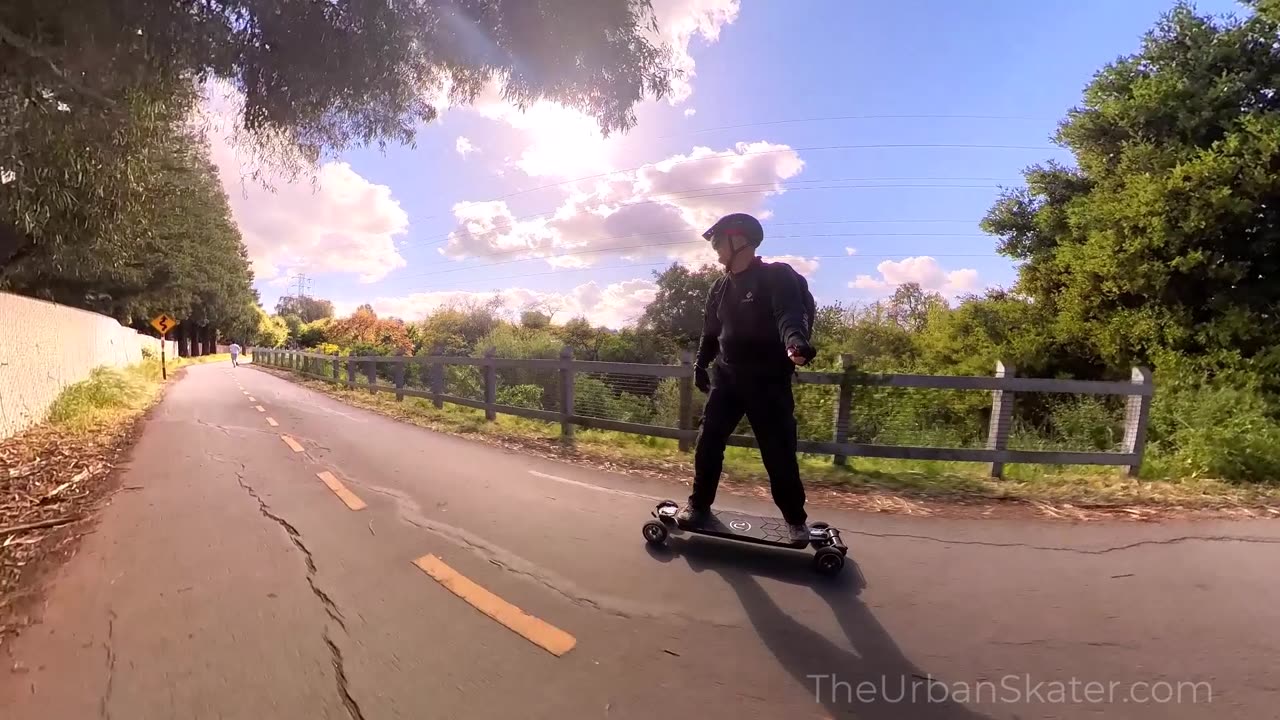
[652,0,742,104]
[762,255,819,277]
[443,0,739,178]
[850,256,980,297]
[684,108,698,118]
[469,82,613,179]
[201,84,408,284]
[441,141,804,268]
[455,136,478,157]
[342,278,659,329]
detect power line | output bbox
[412,175,1011,251]
[392,233,997,283]
[396,253,1006,294]
[406,218,989,273]
[492,143,1050,203]
[658,113,1052,139]
[416,143,1051,223]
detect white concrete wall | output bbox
[0,292,178,439]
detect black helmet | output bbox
[702,213,763,247]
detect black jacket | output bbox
[695,258,814,378]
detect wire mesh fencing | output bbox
[493,364,561,414]
[1008,391,1130,454]
[840,385,995,449]
[574,370,683,429]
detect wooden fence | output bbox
[252,348,1154,478]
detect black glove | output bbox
[694,366,711,393]
[787,344,817,366]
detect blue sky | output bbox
[212,0,1245,327]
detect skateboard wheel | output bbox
[642,521,669,546]
[810,521,830,530]
[813,547,844,576]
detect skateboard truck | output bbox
[643,500,849,576]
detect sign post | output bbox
[149,314,179,380]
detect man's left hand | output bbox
[787,346,810,366]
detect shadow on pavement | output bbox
[646,537,995,720]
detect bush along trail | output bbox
[0,354,231,646]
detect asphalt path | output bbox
[3,361,1278,719]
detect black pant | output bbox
[690,365,807,525]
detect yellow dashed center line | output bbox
[266,417,279,427]
[280,435,304,453]
[412,554,576,657]
[255,405,265,412]
[316,471,367,511]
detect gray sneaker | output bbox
[676,504,711,527]
[788,522,811,543]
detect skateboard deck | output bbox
[644,500,848,575]
[677,509,808,549]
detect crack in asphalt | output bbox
[842,529,1280,554]
[991,639,1135,649]
[195,418,233,437]
[229,465,346,630]
[194,418,274,438]
[98,608,117,720]
[400,514,641,621]
[361,484,742,628]
[210,451,366,720]
[324,632,368,720]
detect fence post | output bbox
[365,357,377,393]
[986,360,1015,478]
[1123,366,1153,478]
[833,353,854,466]
[346,358,356,388]
[559,345,575,446]
[394,349,407,402]
[332,355,340,383]
[677,350,694,452]
[430,345,444,409]
[483,347,497,421]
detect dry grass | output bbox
[0,354,230,646]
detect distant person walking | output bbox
[229,342,241,367]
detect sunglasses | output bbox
[704,230,744,248]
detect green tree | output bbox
[254,309,289,348]
[2,0,677,165]
[520,310,552,330]
[982,1,1280,370]
[276,296,335,324]
[556,316,606,359]
[638,262,722,347]
[2,101,261,338]
[3,0,678,329]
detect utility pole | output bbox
[290,273,312,300]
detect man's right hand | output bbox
[695,366,710,393]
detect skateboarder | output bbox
[229,341,241,367]
[678,212,817,543]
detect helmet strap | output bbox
[725,236,755,273]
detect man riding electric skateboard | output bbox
[677,212,818,543]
